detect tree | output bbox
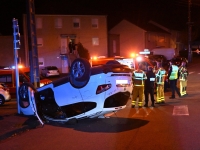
[77,42,90,60]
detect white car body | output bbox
[41,66,60,77]
[0,84,11,105]
[18,58,132,122]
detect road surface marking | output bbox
[132,107,152,117]
[172,105,189,116]
[189,72,194,74]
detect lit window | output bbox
[92,37,99,46]
[73,18,80,28]
[36,18,42,29]
[55,18,62,28]
[91,18,98,28]
[39,58,44,66]
[37,38,43,47]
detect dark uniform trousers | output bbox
[144,88,154,105]
[170,79,181,98]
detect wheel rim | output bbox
[19,85,28,99]
[72,61,85,78]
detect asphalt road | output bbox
[0,57,200,150]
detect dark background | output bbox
[0,0,200,36]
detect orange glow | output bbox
[130,53,135,58]
[91,56,98,60]
[18,64,24,68]
[130,53,138,58]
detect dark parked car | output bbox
[147,54,169,68]
[171,56,188,67]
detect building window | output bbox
[37,38,43,47]
[39,58,44,66]
[73,18,80,28]
[92,37,99,46]
[91,18,98,28]
[55,18,62,28]
[36,18,42,29]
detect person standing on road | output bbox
[167,60,181,99]
[179,61,188,96]
[144,66,155,107]
[155,61,166,103]
[132,64,147,108]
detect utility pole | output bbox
[13,18,21,114]
[26,0,40,88]
[188,0,192,62]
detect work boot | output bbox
[132,105,135,108]
[169,96,175,99]
[143,104,148,107]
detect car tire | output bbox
[106,60,120,65]
[70,58,91,88]
[0,95,5,106]
[19,82,37,101]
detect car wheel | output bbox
[19,82,37,101]
[0,95,5,106]
[70,58,91,88]
[106,60,120,65]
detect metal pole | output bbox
[13,18,20,114]
[188,0,192,62]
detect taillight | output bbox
[96,84,111,94]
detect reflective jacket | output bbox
[132,69,147,86]
[179,66,188,81]
[155,67,166,84]
[169,65,179,80]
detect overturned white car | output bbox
[18,58,132,123]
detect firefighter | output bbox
[167,60,181,99]
[132,64,147,108]
[144,66,155,107]
[155,61,166,103]
[179,61,188,96]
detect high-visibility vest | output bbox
[156,68,166,84]
[179,66,188,81]
[169,65,179,80]
[132,70,147,86]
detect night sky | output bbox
[0,0,200,35]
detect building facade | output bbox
[0,35,25,67]
[23,14,108,73]
[108,19,183,57]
